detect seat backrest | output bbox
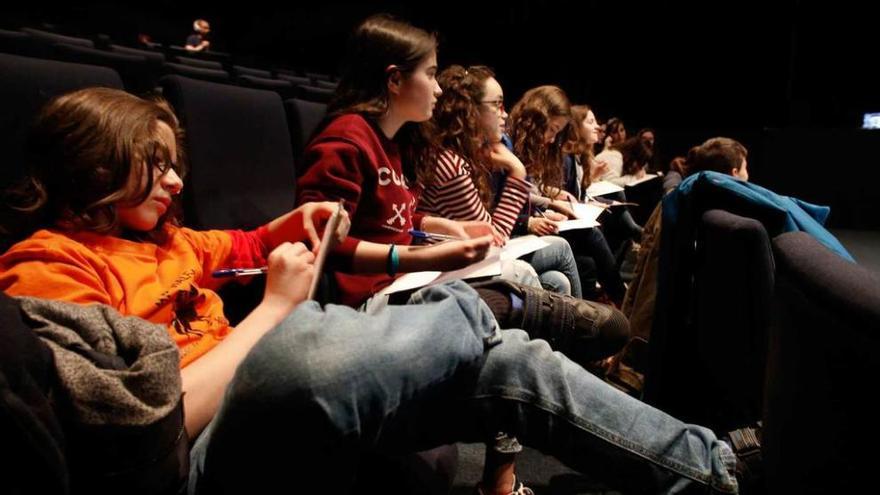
[0,53,123,193]
[233,65,272,78]
[51,43,155,94]
[313,79,338,90]
[160,75,297,324]
[276,73,311,87]
[174,55,222,70]
[20,27,93,48]
[764,231,880,494]
[305,71,334,82]
[110,44,166,65]
[297,84,334,103]
[284,98,327,171]
[166,45,229,64]
[645,209,774,432]
[237,75,295,99]
[0,28,49,58]
[162,62,229,84]
[159,75,296,230]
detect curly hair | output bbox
[326,14,439,186]
[429,65,496,206]
[2,87,185,244]
[508,85,572,195]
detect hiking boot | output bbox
[471,278,630,365]
[722,423,764,494]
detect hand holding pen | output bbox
[212,267,269,278]
[408,229,464,242]
[213,200,348,280]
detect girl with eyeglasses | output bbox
[418,65,583,299]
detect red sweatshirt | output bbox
[297,114,423,307]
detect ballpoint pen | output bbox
[211,267,268,278]
[408,229,464,241]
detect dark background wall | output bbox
[4,1,879,228]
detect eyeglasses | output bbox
[480,99,505,112]
[152,159,180,176]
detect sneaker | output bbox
[722,423,763,494]
[474,476,535,495]
[470,279,630,366]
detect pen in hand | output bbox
[211,267,268,278]
[408,229,464,241]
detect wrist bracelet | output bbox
[386,244,399,276]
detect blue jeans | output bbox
[190,281,737,494]
[521,235,583,298]
[561,228,627,304]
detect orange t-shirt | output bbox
[0,226,267,368]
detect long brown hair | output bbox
[2,87,185,243]
[327,14,439,185]
[605,117,626,145]
[430,65,495,206]
[508,85,572,195]
[565,104,596,190]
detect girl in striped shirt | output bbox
[418,65,583,298]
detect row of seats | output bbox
[5,26,339,83]
[0,53,327,199]
[3,52,880,495]
[0,26,338,101]
[656,209,880,495]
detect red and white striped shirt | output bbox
[419,150,530,239]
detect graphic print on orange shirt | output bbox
[171,284,211,336]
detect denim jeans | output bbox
[520,235,583,299]
[498,259,542,291]
[561,228,627,304]
[597,191,644,254]
[190,281,737,495]
[362,258,541,313]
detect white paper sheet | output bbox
[375,235,551,296]
[571,202,606,223]
[556,218,601,232]
[499,235,550,260]
[430,255,502,286]
[586,180,625,197]
[377,271,443,296]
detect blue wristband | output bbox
[387,244,399,276]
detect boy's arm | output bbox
[181,241,314,438]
